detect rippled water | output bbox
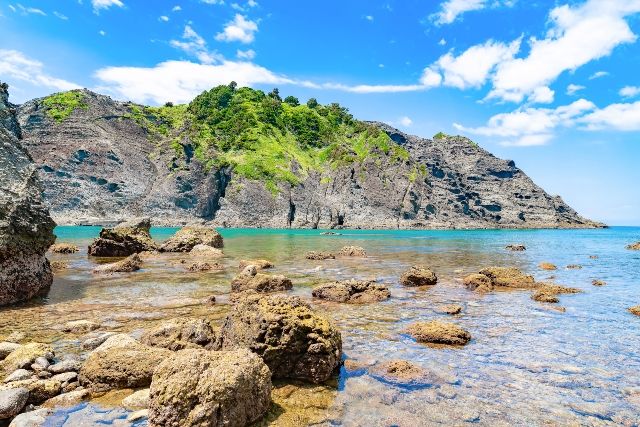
[3,226,640,426]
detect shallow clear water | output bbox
[4,226,640,426]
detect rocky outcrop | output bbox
[88,217,156,257]
[16,89,603,229]
[400,265,438,287]
[0,83,56,306]
[216,295,342,383]
[405,321,471,346]
[149,348,271,427]
[230,265,293,293]
[159,226,223,252]
[312,280,390,303]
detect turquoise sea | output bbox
[4,226,640,426]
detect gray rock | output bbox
[88,217,156,257]
[122,388,149,410]
[8,408,51,426]
[50,372,77,384]
[0,83,56,306]
[32,358,49,370]
[0,342,21,360]
[0,387,29,419]
[47,359,81,374]
[4,369,32,383]
[80,333,116,351]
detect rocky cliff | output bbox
[0,83,56,305]
[16,85,602,229]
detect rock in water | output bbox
[405,321,471,346]
[88,218,156,257]
[216,295,342,383]
[312,280,390,303]
[238,259,273,270]
[627,242,640,250]
[337,246,367,257]
[159,226,223,252]
[230,266,292,293]
[148,349,271,427]
[92,253,142,274]
[305,251,335,260]
[0,83,56,306]
[49,243,79,254]
[400,265,438,287]
[140,319,217,351]
[505,244,526,251]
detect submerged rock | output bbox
[405,321,471,346]
[436,304,463,315]
[400,265,438,287]
[626,242,640,250]
[79,334,171,392]
[370,360,437,385]
[505,244,526,251]
[140,319,217,351]
[539,262,557,271]
[592,279,607,286]
[0,82,56,306]
[185,261,223,272]
[305,251,335,260]
[216,294,342,383]
[312,279,390,303]
[159,226,223,252]
[93,253,142,274]
[49,243,79,254]
[531,284,580,304]
[463,273,494,292]
[629,306,640,316]
[566,264,583,270]
[238,259,273,270]
[88,217,156,257]
[337,246,367,257]
[148,348,271,427]
[464,267,537,293]
[189,244,223,257]
[230,266,292,293]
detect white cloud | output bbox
[431,0,486,25]
[92,0,124,13]
[8,5,16,12]
[215,14,258,43]
[15,4,46,16]
[201,0,224,5]
[580,101,640,131]
[438,38,447,46]
[54,11,68,20]
[247,0,258,6]
[529,86,554,104]
[172,5,182,12]
[619,86,640,98]
[94,60,294,104]
[399,116,413,126]
[0,49,80,93]
[170,25,222,64]
[488,0,640,102]
[318,82,430,94]
[99,30,106,36]
[589,71,609,80]
[236,49,255,60]
[566,84,585,95]
[365,15,374,21]
[159,15,169,22]
[422,38,520,90]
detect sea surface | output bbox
[3,226,640,426]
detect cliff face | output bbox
[0,83,56,305]
[17,88,601,229]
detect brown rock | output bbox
[62,320,100,334]
[159,227,223,252]
[238,259,273,270]
[148,348,271,427]
[592,279,606,286]
[185,261,223,272]
[539,262,557,271]
[629,306,640,316]
[230,266,292,293]
[463,273,494,292]
[140,319,217,351]
[370,360,438,384]
[1,343,53,374]
[436,304,463,315]
[189,244,223,257]
[337,246,366,257]
[627,242,640,250]
[93,253,142,274]
[51,261,68,271]
[400,265,438,287]
[312,280,390,303]
[49,243,79,254]
[88,217,157,257]
[405,321,471,346]
[477,267,536,289]
[505,244,526,251]
[531,283,580,304]
[305,251,335,260]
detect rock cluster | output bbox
[88,218,156,257]
[312,279,390,303]
[0,83,56,306]
[400,265,438,287]
[159,226,223,252]
[216,294,342,383]
[230,265,292,293]
[405,321,471,346]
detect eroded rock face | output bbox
[148,348,271,427]
[312,280,390,303]
[216,295,342,383]
[140,319,217,351]
[159,226,223,252]
[0,83,56,306]
[230,266,292,293]
[88,218,156,257]
[400,265,438,287]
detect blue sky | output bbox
[1,0,639,225]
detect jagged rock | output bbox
[0,343,21,360]
[305,251,335,260]
[1,343,53,374]
[312,280,390,303]
[337,246,367,257]
[230,266,292,293]
[140,319,217,351]
[0,387,29,419]
[148,348,271,427]
[505,244,526,251]
[0,84,56,306]
[88,218,156,257]
[8,407,51,426]
[185,261,222,272]
[531,284,580,304]
[405,321,471,346]
[216,294,342,383]
[400,265,437,287]
[61,320,100,334]
[79,334,171,392]
[189,244,223,257]
[49,243,79,254]
[592,279,606,286]
[627,242,640,250]
[629,306,640,316]
[159,227,223,252]
[539,262,557,271]
[122,388,149,410]
[92,253,142,274]
[436,304,463,315]
[238,259,273,270]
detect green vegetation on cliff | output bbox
[126,83,414,192]
[43,90,88,123]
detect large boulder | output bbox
[216,295,342,383]
[88,217,156,257]
[148,349,271,427]
[79,334,171,392]
[159,227,223,252]
[312,280,390,303]
[140,319,217,351]
[400,265,438,287]
[0,387,29,419]
[0,83,56,306]
[230,265,292,293]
